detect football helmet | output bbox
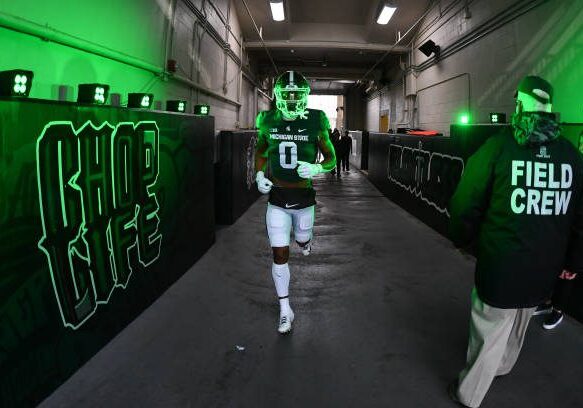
[274,71,310,119]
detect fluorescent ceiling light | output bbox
[377,5,397,25]
[270,1,285,21]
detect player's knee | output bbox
[272,247,289,264]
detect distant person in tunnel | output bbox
[340,130,352,172]
[331,128,342,177]
[448,75,583,407]
[254,71,336,334]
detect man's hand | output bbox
[297,161,323,179]
[256,171,273,194]
[560,270,577,280]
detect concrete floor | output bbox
[41,170,583,408]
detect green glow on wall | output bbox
[459,113,470,124]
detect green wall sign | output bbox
[0,99,215,407]
[36,121,162,329]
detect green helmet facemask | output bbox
[274,71,310,120]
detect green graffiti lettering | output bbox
[78,122,116,299]
[37,120,162,329]
[36,122,95,328]
[110,123,139,286]
[135,123,162,266]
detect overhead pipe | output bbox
[173,74,241,106]
[413,0,547,72]
[0,11,163,75]
[182,0,268,93]
[223,1,230,94]
[238,34,243,103]
[163,0,179,72]
[0,7,266,106]
[357,2,435,85]
[205,0,243,49]
[240,0,279,75]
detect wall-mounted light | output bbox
[77,83,110,105]
[0,69,34,97]
[167,100,187,112]
[270,1,285,22]
[128,93,154,109]
[459,113,470,125]
[490,113,506,124]
[194,104,210,115]
[418,39,440,58]
[377,3,397,25]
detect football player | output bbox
[255,71,336,334]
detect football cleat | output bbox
[301,241,312,256]
[543,309,564,330]
[533,304,552,316]
[278,310,295,334]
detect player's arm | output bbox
[254,112,273,194]
[255,129,269,173]
[254,112,268,172]
[316,128,336,172]
[297,111,336,179]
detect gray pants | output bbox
[456,287,535,408]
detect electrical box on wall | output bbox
[405,73,417,96]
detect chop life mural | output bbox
[0,99,214,407]
[36,121,162,329]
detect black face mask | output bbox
[511,101,560,146]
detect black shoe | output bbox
[543,309,563,330]
[533,304,553,316]
[447,380,468,407]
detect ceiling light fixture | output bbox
[270,1,285,22]
[377,3,397,25]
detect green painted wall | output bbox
[0,0,268,128]
[0,0,170,103]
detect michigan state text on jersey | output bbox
[256,108,331,186]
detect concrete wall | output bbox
[0,0,270,131]
[345,87,366,131]
[364,0,583,135]
[366,80,409,133]
[412,0,583,135]
[366,95,380,132]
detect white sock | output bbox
[272,263,291,314]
